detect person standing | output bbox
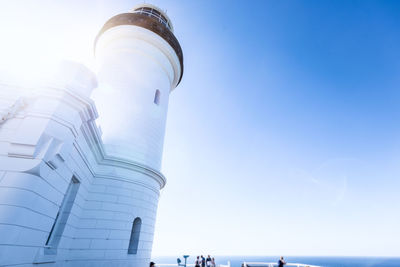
[206,255,212,267]
[201,255,206,267]
[195,256,201,267]
[278,256,286,267]
[211,257,216,267]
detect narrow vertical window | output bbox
[45,176,80,253]
[154,90,160,105]
[128,217,142,254]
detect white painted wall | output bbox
[0,59,167,266]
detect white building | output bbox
[0,4,183,267]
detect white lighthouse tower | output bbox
[0,4,182,267]
[93,3,183,170]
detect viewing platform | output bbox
[156,263,230,267]
[242,262,320,267]
[156,261,320,267]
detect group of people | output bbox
[195,255,216,267]
[150,255,284,267]
[149,255,216,267]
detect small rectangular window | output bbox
[154,90,161,105]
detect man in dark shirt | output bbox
[206,255,212,267]
[201,255,205,267]
[278,256,286,267]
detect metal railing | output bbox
[156,262,230,267]
[156,261,318,267]
[242,263,320,267]
[132,8,172,30]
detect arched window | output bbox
[154,90,160,105]
[128,217,142,254]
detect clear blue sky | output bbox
[1,0,400,257]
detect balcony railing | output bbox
[132,7,172,31]
[242,262,320,267]
[155,262,230,267]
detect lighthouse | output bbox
[93,4,183,170]
[0,4,183,267]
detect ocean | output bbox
[152,256,400,267]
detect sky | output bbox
[1,0,400,258]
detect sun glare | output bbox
[0,2,94,87]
